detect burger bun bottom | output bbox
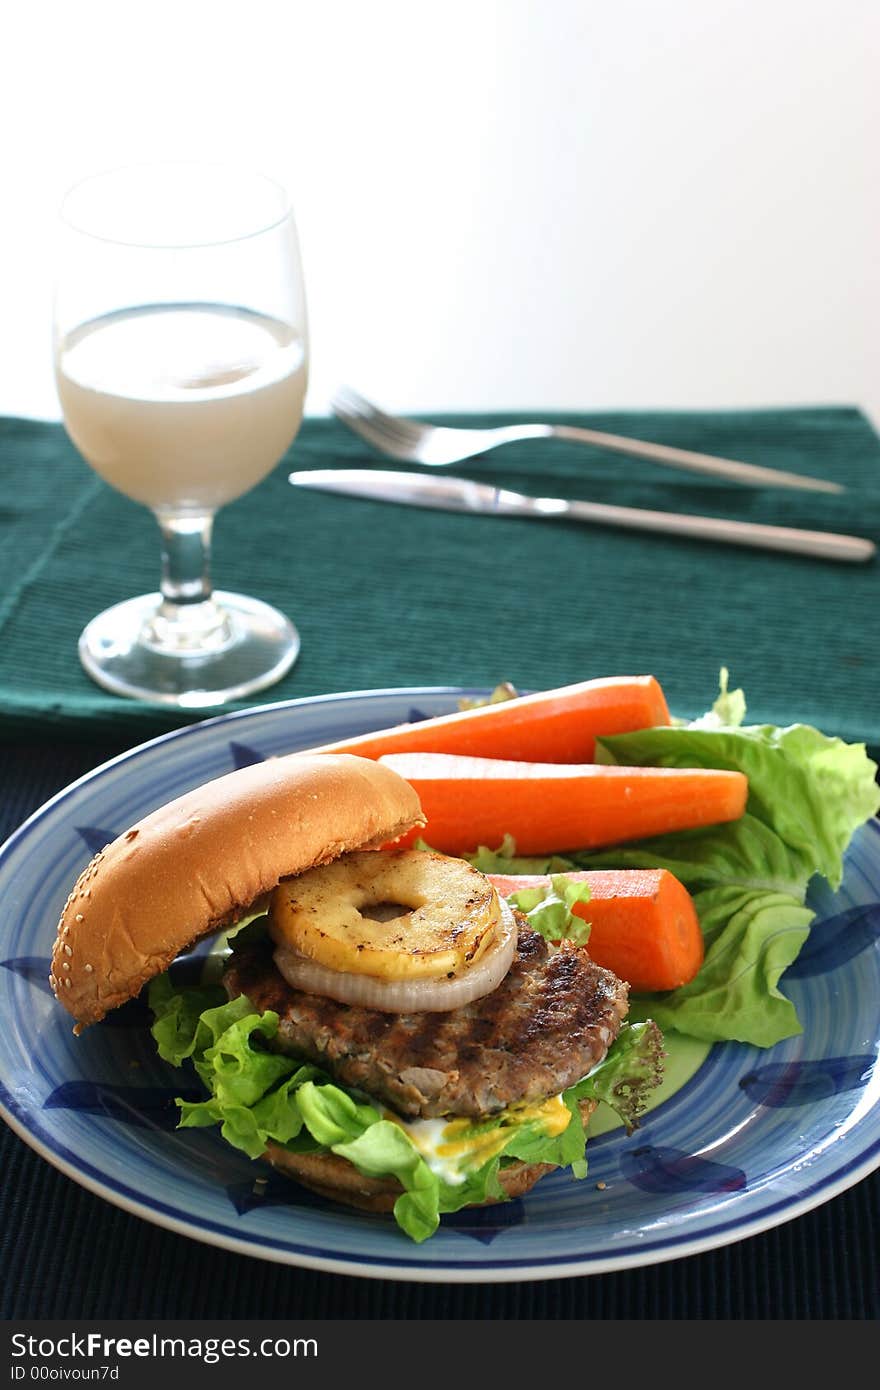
[262,1098,597,1215]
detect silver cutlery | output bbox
[331,386,843,494]
[289,468,875,563]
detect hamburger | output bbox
[50,752,664,1242]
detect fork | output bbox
[331,386,842,494]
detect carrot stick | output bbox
[487,869,704,992]
[299,676,670,764]
[381,752,748,855]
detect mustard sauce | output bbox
[387,1094,572,1184]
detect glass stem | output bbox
[156,510,215,607]
[144,510,232,652]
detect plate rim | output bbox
[1,685,878,1283]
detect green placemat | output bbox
[0,408,878,749]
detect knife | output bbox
[288,468,875,564]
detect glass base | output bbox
[78,591,300,708]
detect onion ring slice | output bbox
[272,898,518,1013]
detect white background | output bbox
[3,0,878,424]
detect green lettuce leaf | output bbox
[567,675,879,1046]
[505,874,592,946]
[564,815,816,898]
[148,974,228,1068]
[592,719,878,892]
[456,682,520,711]
[335,1121,445,1243]
[688,665,747,730]
[633,887,813,1046]
[567,1020,665,1133]
[467,842,577,876]
[429,833,573,877]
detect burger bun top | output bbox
[50,753,425,1028]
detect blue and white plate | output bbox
[1,688,878,1282]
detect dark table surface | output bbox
[1,409,879,1319]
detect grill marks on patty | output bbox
[223,920,629,1119]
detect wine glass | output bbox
[53,162,309,707]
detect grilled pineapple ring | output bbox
[269,849,502,980]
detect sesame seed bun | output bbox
[50,753,425,1029]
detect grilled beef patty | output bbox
[223,921,629,1119]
